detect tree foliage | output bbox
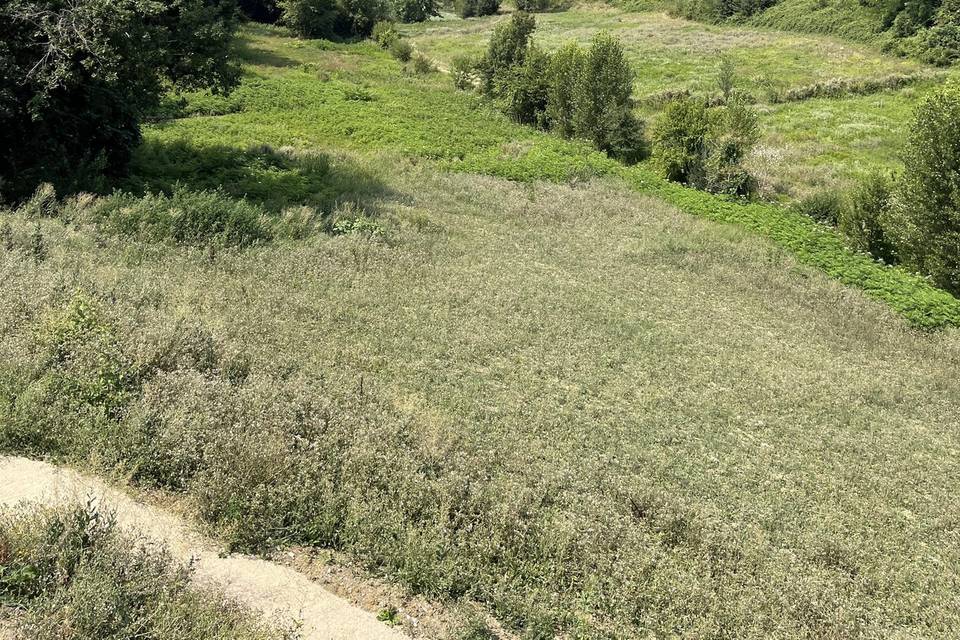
[0,0,240,201]
[887,82,960,295]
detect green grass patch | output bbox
[136,26,960,328]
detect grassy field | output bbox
[400,4,951,198]
[2,14,960,640]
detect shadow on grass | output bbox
[235,34,301,69]
[125,140,397,216]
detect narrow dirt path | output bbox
[0,456,407,640]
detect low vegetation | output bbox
[1,2,960,639]
[0,503,292,639]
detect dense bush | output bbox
[886,82,960,295]
[545,42,586,138]
[674,0,779,22]
[652,98,710,185]
[279,0,389,38]
[495,47,551,127]
[477,11,536,94]
[0,0,240,202]
[389,38,414,61]
[371,19,399,47]
[840,171,897,263]
[791,190,844,226]
[451,54,479,90]
[653,96,758,196]
[454,0,499,18]
[573,32,646,163]
[0,504,287,640]
[92,187,274,247]
[239,0,281,21]
[393,0,439,21]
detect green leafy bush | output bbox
[455,0,500,18]
[495,47,551,127]
[0,0,240,202]
[451,55,479,90]
[840,171,897,263]
[372,20,399,47]
[389,38,414,62]
[393,0,439,22]
[653,96,757,195]
[477,11,537,95]
[573,32,645,163]
[653,97,710,185]
[886,82,960,295]
[412,53,437,74]
[92,187,274,247]
[280,0,389,38]
[792,190,844,226]
[546,42,586,138]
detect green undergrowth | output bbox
[142,27,960,327]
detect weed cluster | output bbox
[0,503,290,639]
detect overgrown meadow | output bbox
[2,2,960,639]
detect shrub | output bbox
[717,55,736,101]
[495,47,551,127]
[841,172,897,263]
[792,191,844,226]
[653,96,758,195]
[704,97,759,195]
[412,53,437,74]
[393,0,439,22]
[389,38,414,62]
[0,0,240,202]
[92,187,274,247]
[478,11,537,94]
[372,20,399,47]
[0,504,287,640]
[515,0,549,10]
[653,97,710,185]
[239,0,282,22]
[573,32,643,162]
[455,0,500,19]
[280,0,389,38]
[451,55,479,90]
[546,42,586,138]
[886,82,960,295]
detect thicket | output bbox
[818,83,960,293]
[455,0,499,19]
[651,95,759,196]
[279,0,390,38]
[0,0,240,203]
[393,0,439,21]
[462,15,646,162]
[0,504,290,640]
[239,0,282,21]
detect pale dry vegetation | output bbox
[2,155,959,637]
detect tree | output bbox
[546,41,585,138]
[0,0,240,202]
[573,32,636,158]
[279,0,389,39]
[887,82,960,295]
[393,0,439,22]
[477,12,536,95]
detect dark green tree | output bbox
[0,0,240,201]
